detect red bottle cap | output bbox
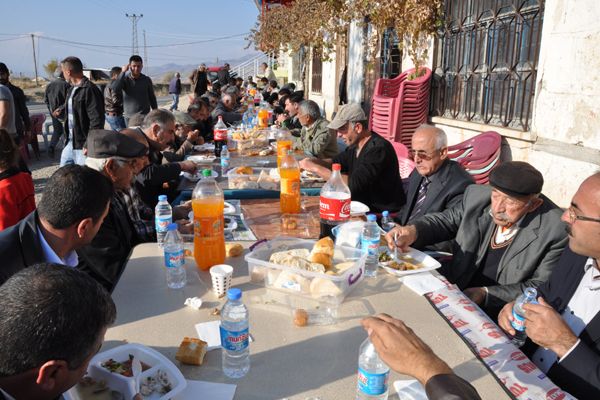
[332,163,341,171]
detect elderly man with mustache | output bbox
[386,161,568,317]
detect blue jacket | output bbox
[168,77,181,94]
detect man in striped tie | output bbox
[386,161,568,317]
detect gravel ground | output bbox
[29,96,190,203]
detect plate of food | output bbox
[300,170,324,182]
[350,201,370,216]
[378,247,441,276]
[181,170,218,181]
[193,143,215,152]
[64,343,186,400]
[187,154,216,163]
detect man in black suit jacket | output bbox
[0,165,113,285]
[499,173,600,399]
[396,125,473,251]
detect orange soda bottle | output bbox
[280,150,301,214]
[258,107,269,128]
[192,169,225,270]
[276,129,293,168]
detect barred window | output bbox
[380,29,402,79]
[311,48,323,94]
[431,0,544,131]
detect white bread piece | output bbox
[310,277,342,297]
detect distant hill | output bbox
[145,53,262,83]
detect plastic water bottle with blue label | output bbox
[361,214,380,277]
[357,337,389,400]
[163,223,186,289]
[220,288,250,378]
[380,211,395,233]
[221,145,230,172]
[510,287,538,347]
[155,195,172,247]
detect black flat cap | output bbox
[86,129,147,158]
[489,161,543,197]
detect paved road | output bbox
[27,96,172,115]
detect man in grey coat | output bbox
[295,100,338,159]
[386,161,568,315]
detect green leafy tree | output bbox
[43,59,59,79]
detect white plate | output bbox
[188,154,216,163]
[350,201,370,216]
[194,143,215,152]
[64,343,186,400]
[378,246,442,276]
[300,170,324,182]
[224,216,238,231]
[181,170,218,181]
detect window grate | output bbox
[311,48,323,94]
[431,0,544,131]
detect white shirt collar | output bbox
[37,226,79,267]
[583,258,600,290]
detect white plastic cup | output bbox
[210,264,234,297]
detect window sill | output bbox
[430,117,536,142]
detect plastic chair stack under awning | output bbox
[369,68,432,150]
[448,131,502,184]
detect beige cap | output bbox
[328,103,367,130]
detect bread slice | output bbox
[312,237,334,256]
[175,337,207,366]
[309,252,332,270]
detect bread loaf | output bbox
[175,337,207,366]
[309,237,334,270]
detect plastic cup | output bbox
[209,264,234,297]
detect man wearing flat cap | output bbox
[300,103,405,213]
[77,129,149,291]
[386,161,568,315]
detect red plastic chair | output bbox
[448,131,501,165]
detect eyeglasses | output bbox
[567,206,600,224]
[408,149,439,161]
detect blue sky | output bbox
[0,0,260,76]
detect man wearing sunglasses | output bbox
[386,161,568,316]
[497,173,600,400]
[299,103,405,213]
[396,125,473,251]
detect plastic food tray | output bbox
[64,343,186,400]
[245,236,366,305]
[227,167,276,190]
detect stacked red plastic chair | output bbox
[448,131,502,184]
[370,67,432,149]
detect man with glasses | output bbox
[300,103,405,213]
[396,125,473,244]
[386,161,568,316]
[497,172,600,399]
[78,129,149,291]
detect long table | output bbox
[104,243,509,399]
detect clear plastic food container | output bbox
[227,167,278,190]
[245,237,366,305]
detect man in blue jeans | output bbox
[169,72,181,111]
[104,66,126,131]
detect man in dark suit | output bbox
[499,172,600,399]
[78,129,149,292]
[0,264,116,399]
[362,314,481,399]
[387,162,568,315]
[396,125,473,251]
[0,165,113,285]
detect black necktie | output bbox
[410,177,430,219]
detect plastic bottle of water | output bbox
[163,223,186,289]
[220,288,250,378]
[357,337,390,400]
[220,145,230,172]
[155,195,172,247]
[361,214,380,277]
[380,211,395,232]
[510,287,538,347]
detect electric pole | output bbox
[30,34,39,86]
[143,30,148,68]
[125,13,143,55]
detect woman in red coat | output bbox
[0,129,35,230]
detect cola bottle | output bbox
[319,163,351,239]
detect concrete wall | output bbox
[347,21,365,104]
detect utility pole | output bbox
[125,13,143,55]
[30,34,39,86]
[143,30,148,68]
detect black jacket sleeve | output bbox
[86,85,105,130]
[139,162,182,186]
[425,374,482,400]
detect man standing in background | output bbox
[115,55,157,126]
[44,71,70,157]
[168,72,181,111]
[104,66,126,131]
